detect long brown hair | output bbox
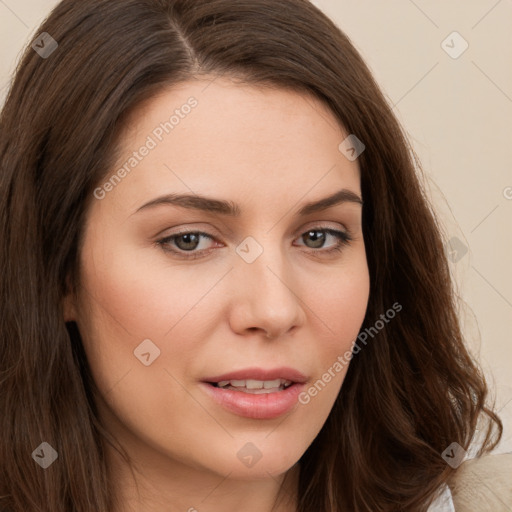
[0,0,502,510]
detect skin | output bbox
[64,76,370,512]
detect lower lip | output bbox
[200,382,306,419]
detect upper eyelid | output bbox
[161,220,351,239]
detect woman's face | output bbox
[65,77,369,494]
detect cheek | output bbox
[291,254,370,412]
[76,236,238,420]
[306,254,370,353]
[80,233,227,341]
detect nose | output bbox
[227,242,306,340]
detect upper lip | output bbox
[203,367,308,384]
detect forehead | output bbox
[100,77,361,214]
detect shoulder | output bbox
[428,436,512,512]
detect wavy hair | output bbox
[0,0,502,510]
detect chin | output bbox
[198,437,305,480]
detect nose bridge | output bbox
[236,233,290,295]
[229,232,304,336]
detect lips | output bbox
[200,367,308,419]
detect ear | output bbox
[63,292,77,322]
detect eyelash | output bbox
[156,226,353,260]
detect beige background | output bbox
[1,0,511,453]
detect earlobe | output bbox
[62,293,77,322]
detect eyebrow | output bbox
[134,188,363,217]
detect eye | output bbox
[156,226,353,260]
[294,228,352,254]
[158,231,217,258]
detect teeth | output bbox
[216,379,292,389]
[263,379,282,389]
[246,379,263,389]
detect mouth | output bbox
[200,367,307,419]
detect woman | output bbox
[0,0,502,510]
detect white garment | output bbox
[427,484,455,512]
